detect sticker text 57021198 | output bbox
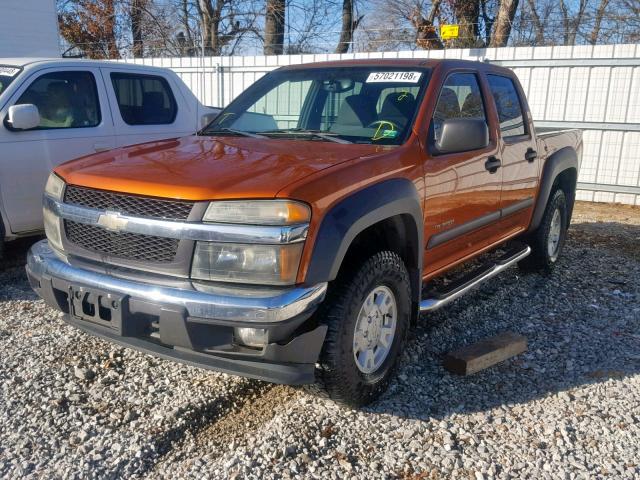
[366,71,423,83]
[0,66,20,77]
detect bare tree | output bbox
[479,0,496,45]
[451,0,482,47]
[412,0,444,49]
[589,0,610,44]
[196,0,259,55]
[559,0,587,45]
[130,0,147,57]
[335,0,363,53]
[177,0,195,54]
[524,0,546,44]
[264,0,285,55]
[59,0,120,58]
[489,0,519,46]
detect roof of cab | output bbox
[279,58,509,73]
[0,57,172,73]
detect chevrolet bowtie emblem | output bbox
[97,211,129,232]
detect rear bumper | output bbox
[26,240,328,384]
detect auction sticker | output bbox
[366,71,422,83]
[0,66,20,77]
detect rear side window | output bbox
[432,72,486,144]
[487,75,526,138]
[110,73,177,125]
[15,71,100,129]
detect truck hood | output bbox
[55,135,385,201]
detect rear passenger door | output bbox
[0,67,114,233]
[423,71,502,276]
[486,74,539,239]
[101,69,194,147]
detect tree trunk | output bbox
[526,0,545,45]
[560,0,587,46]
[489,0,519,47]
[131,0,146,57]
[181,0,194,55]
[452,0,481,48]
[412,0,444,50]
[197,0,213,53]
[589,0,610,45]
[264,0,286,55]
[335,0,361,54]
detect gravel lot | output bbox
[1,201,639,479]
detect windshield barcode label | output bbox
[366,71,422,83]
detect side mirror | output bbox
[6,104,41,131]
[200,108,221,129]
[435,118,489,154]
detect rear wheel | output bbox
[519,188,568,272]
[316,251,411,407]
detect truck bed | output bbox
[535,126,582,166]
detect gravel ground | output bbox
[1,201,639,479]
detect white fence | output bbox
[125,43,640,205]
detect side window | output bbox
[15,71,100,129]
[432,73,486,144]
[487,75,526,138]
[110,73,177,125]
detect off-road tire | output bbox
[519,188,568,273]
[316,251,411,407]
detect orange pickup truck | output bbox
[27,59,581,406]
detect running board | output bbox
[419,244,531,313]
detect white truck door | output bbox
[0,67,115,234]
[100,68,196,148]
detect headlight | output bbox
[203,200,310,225]
[44,173,65,201]
[191,242,304,285]
[43,208,63,251]
[43,173,65,251]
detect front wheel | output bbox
[316,251,411,407]
[519,188,568,273]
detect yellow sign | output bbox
[440,24,459,40]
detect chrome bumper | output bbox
[27,240,327,324]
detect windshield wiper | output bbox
[260,128,353,144]
[203,127,267,139]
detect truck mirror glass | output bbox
[6,104,41,131]
[435,118,488,154]
[320,78,355,93]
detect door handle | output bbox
[484,156,501,174]
[94,143,111,153]
[525,148,537,162]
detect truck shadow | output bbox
[368,221,640,420]
[0,237,41,302]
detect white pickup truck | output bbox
[0,58,219,255]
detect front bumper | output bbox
[26,240,328,384]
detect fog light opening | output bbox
[234,327,268,348]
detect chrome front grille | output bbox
[64,220,179,263]
[64,185,194,220]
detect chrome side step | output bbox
[419,244,531,313]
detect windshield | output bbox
[202,66,430,145]
[0,65,21,97]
